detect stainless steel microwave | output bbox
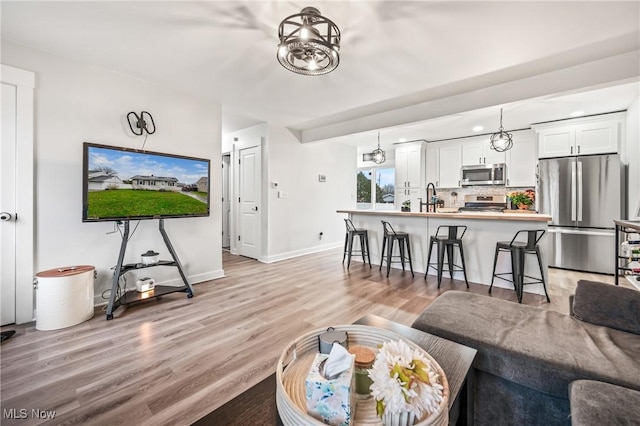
[461,163,506,186]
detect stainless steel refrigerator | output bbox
[537,154,625,274]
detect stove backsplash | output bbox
[437,186,534,208]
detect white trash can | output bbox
[35,265,95,331]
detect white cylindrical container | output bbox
[35,265,95,331]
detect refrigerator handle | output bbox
[577,161,583,222]
[571,161,577,221]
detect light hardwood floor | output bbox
[0,249,626,425]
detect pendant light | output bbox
[277,7,340,76]
[489,108,513,152]
[371,132,386,164]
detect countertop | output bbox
[337,209,552,222]
[614,220,640,232]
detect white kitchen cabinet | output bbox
[438,144,462,188]
[395,187,421,212]
[537,127,574,158]
[461,137,506,166]
[506,131,536,187]
[575,120,619,155]
[395,142,425,189]
[426,143,439,187]
[395,141,427,211]
[535,114,622,159]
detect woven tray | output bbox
[275,325,449,426]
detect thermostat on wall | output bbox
[136,277,155,293]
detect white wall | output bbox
[625,98,640,219]
[2,41,223,308]
[265,125,356,262]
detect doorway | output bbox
[222,154,231,249]
[1,65,35,325]
[237,145,261,260]
[1,83,17,325]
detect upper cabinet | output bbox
[506,130,536,187]
[426,142,463,189]
[395,141,426,189]
[395,141,427,212]
[438,144,462,188]
[535,113,623,159]
[461,136,506,166]
[426,143,439,187]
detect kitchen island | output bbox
[338,209,552,295]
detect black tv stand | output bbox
[106,219,194,320]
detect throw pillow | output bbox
[572,279,640,335]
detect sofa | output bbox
[411,280,640,425]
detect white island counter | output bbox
[338,209,552,295]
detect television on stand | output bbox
[83,142,210,221]
[82,142,210,319]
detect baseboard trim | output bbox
[262,242,343,263]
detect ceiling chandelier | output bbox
[489,108,513,152]
[277,7,340,76]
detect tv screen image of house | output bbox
[83,142,210,221]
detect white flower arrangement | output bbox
[368,339,445,421]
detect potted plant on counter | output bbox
[401,200,411,212]
[508,189,535,210]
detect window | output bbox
[356,168,395,210]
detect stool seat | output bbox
[490,229,550,303]
[425,225,469,288]
[342,219,371,269]
[379,220,414,277]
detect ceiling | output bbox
[2,1,639,151]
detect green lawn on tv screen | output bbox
[87,189,207,219]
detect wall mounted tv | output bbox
[82,142,211,222]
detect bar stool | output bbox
[425,225,469,288]
[379,220,414,277]
[342,219,371,269]
[489,230,550,303]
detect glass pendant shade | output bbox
[277,7,340,76]
[490,108,513,152]
[371,132,386,164]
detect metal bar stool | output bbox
[379,220,414,277]
[489,229,550,303]
[425,225,469,288]
[342,219,371,269]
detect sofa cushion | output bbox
[412,291,640,399]
[569,380,640,425]
[572,280,640,335]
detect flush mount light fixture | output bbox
[489,108,513,152]
[472,125,484,132]
[277,7,340,76]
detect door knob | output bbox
[0,212,14,221]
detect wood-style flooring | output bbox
[0,249,626,425]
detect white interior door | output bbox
[1,83,17,325]
[238,146,261,259]
[222,154,231,248]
